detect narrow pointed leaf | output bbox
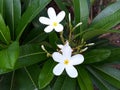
[93,66,120,89]
[38,60,55,89]
[90,1,120,30]
[16,0,51,40]
[4,0,21,39]
[0,14,11,44]
[84,49,111,64]
[73,0,89,32]
[77,67,93,90]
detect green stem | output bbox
[24,67,37,89]
[60,31,65,44]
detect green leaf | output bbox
[84,49,111,64]
[52,76,66,90]
[73,0,89,32]
[15,44,47,69]
[90,1,120,30]
[16,0,51,40]
[93,66,120,89]
[104,48,120,63]
[60,76,76,90]
[0,0,4,17]
[23,28,48,44]
[87,67,117,90]
[4,0,21,40]
[49,32,58,49]
[0,14,11,44]
[54,0,68,14]
[12,65,40,90]
[75,29,120,41]
[77,67,93,90]
[38,60,55,89]
[0,41,19,69]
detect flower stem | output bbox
[60,31,65,44]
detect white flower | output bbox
[52,41,84,78]
[39,7,65,33]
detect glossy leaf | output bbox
[53,76,76,90]
[73,0,89,32]
[0,41,19,69]
[84,49,111,64]
[75,29,120,41]
[90,1,120,30]
[77,67,93,90]
[15,44,47,69]
[38,60,55,89]
[52,76,66,90]
[0,0,4,17]
[0,14,11,44]
[87,67,117,90]
[4,0,21,40]
[16,0,51,40]
[93,66,120,89]
[104,48,120,62]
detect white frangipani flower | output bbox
[52,41,84,78]
[39,7,65,33]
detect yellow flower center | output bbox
[53,22,58,27]
[64,59,69,65]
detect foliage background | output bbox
[0,0,120,90]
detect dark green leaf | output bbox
[104,48,120,62]
[16,0,51,40]
[73,0,89,32]
[77,67,93,90]
[87,67,117,90]
[93,66,120,89]
[4,0,21,40]
[15,44,47,69]
[0,14,11,44]
[90,1,120,30]
[0,0,4,17]
[52,76,66,90]
[61,76,76,90]
[0,41,19,69]
[84,49,111,63]
[38,60,55,89]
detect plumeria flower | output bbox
[52,41,84,78]
[39,7,65,33]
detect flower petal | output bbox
[39,17,51,25]
[44,26,53,33]
[70,54,84,65]
[53,63,65,76]
[54,24,63,32]
[61,41,72,59]
[48,7,56,20]
[52,52,64,63]
[56,11,65,22]
[65,65,78,78]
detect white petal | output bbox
[44,26,53,33]
[65,65,78,78]
[54,24,63,32]
[48,7,56,20]
[39,17,51,25]
[52,52,64,63]
[70,54,84,65]
[53,63,65,76]
[57,44,64,49]
[56,11,65,22]
[61,42,72,59]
